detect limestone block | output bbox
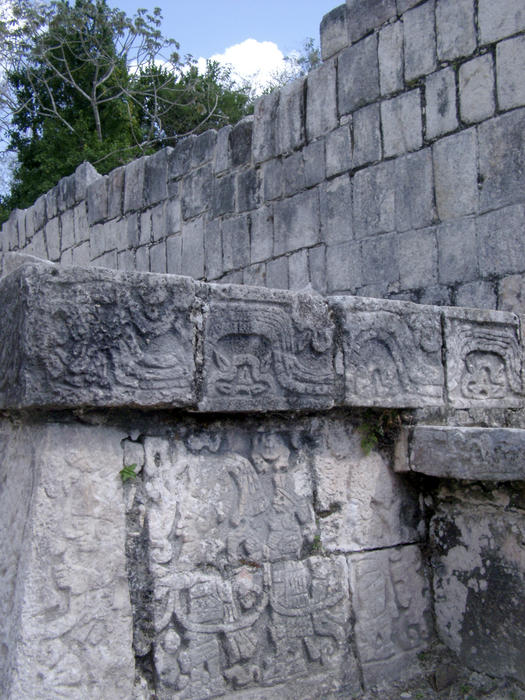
[73,202,89,244]
[181,216,205,279]
[361,233,399,286]
[277,77,305,154]
[87,174,108,225]
[46,186,58,219]
[60,207,75,250]
[262,158,283,201]
[306,61,338,141]
[325,124,352,177]
[499,274,525,313]
[425,68,458,139]
[123,156,145,214]
[436,0,476,61]
[303,139,326,188]
[288,249,309,290]
[381,89,422,157]
[0,263,196,409]
[222,214,250,271]
[237,169,258,211]
[443,307,523,408]
[326,241,362,293]
[30,195,46,235]
[346,0,396,44]
[266,256,288,290]
[394,149,435,232]
[181,164,212,220]
[396,0,420,12]
[166,234,182,275]
[313,418,422,552]
[320,4,348,60]
[107,165,125,219]
[243,262,265,287]
[353,160,396,238]
[150,241,167,274]
[191,129,217,168]
[353,103,381,167]
[282,152,305,197]
[57,173,76,212]
[0,421,134,699]
[45,217,61,261]
[204,219,222,280]
[431,502,525,683]
[16,209,27,248]
[408,425,525,480]
[169,135,196,179]
[459,54,496,124]
[403,1,437,82]
[497,35,525,110]
[212,175,235,217]
[478,0,525,44]
[253,91,279,163]
[230,117,253,167]
[348,545,433,687]
[309,245,327,294]
[151,202,167,241]
[398,227,438,290]
[273,189,320,255]
[214,125,232,173]
[144,148,169,206]
[433,129,478,220]
[437,218,478,285]
[332,296,444,407]
[456,280,496,310]
[200,285,335,411]
[477,204,525,277]
[320,174,353,245]
[478,108,525,212]
[250,205,273,264]
[73,161,100,202]
[378,21,404,95]
[338,35,380,115]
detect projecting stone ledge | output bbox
[397,425,525,481]
[0,259,523,412]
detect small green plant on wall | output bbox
[358,409,402,456]
[119,464,137,483]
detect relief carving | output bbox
[202,299,335,410]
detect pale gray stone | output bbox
[419,284,451,306]
[346,0,396,43]
[250,206,274,264]
[320,175,353,245]
[135,244,149,272]
[433,130,477,220]
[181,165,212,220]
[326,241,362,293]
[398,227,438,290]
[214,125,232,173]
[353,103,381,167]
[443,307,523,408]
[200,285,335,411]
[277,77,305,154]
[478,204,525,277]
[266,255,288,289]
[0,422,135,700]
[169,135,196,179]
[459,55,496,124]
[425,68,458,139]
[204,219,222,280]
[478,0,525,44]
[303,140,326,188]
[499,274,525,313]
[57,173,76,212]
[404,1,437,82]
[478,109,525,212]
[436,0,476,60]
[191,130,216,168]
[309,245,327,294]
[237,169,258,211]
[396,0,421,11]
[273,189,320,255]
[456,280,496,310]
[361,233,400,286]
[74,161,100,202]
[348,546,432,687]
[381,89,423,157]
[325,124,352,177]
[16,210,27,248]
[123,156,145,214]
[253,91,279,163]
[243,262,265,286]
[379,21,404,95]
[150,241,166,274]
[306,61,338,141]
[60,208,75,250]
[320,4,348,60]
[431,502,525,683]
[282,152,305,196]
[353,160,396,238]
[222,214,250,271]
[46,187,58,220]
[497,35,525,110]
[409,425,525,480]
[181,216,205,278]
[437,218,478,285]
[73,202,88,244]
[166,234,182,275]
[288,249,309,290]
[144,148,169,206]
[166,196,181,235]
[45,218,60,261]
[333,295,445,407]
[395,149,435,232]
[230,117,253,167]
[338,35,380,115]
[107,166,125,219]
[262,158,283,202]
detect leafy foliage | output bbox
[119,463,137,483]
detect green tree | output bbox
[264,37,321,92]
[0,0,252,215]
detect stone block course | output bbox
[306,60,338,141]
[87,175,109,225]
[378,21,404,96]
[144,148,169,206]
[478,0,525,44]
[273,189,320,255]
[191,129,217,168]
[477,204,525,277]
[282,152,306,196]
[456,280,497,309]
[325,124,352,177]
[437,218,478,285]
[222,214,250,271]
[250,205,274,264]
[107,166,124,219]
[265,255,288,289]
[262,158,283,201]
[425,68,458,139]
[214,125,232,173]
[361,233,400,287]
[230,117,253,167]
[181,217,205,279]
[403,0,437,82]
[181,164,212,220]
[236,169,258,211]
[169,135,195,179]
[433,129,478,220]
[353,160,396,238]
[459,55,496,124]
[381,90,423,157]
[395,149,435,232]
[303,139,326,187]
[288,249,309,289]
[123,156,145,214]
[253,91,279,163]
[326,240,362,292]
[346,0,397,44]
[436,0,476,60]
[320,174,353,245]
[497,35,525,110]
[277,77,305,154]
[166,234,182,275]
[353,103,381,167]
[398,227,438,289]
[338,35,380,115]
[320,4,348,60]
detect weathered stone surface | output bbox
[230,118,253,168]
[407,426,525,480]
[253,91,279,163]
[273,189,320,255]
[320,4,348,60]
[313,418,423,552]
[398,227,438,290]
[346,0,397,44]
[353,103,382,167]
[277,78,305,154]
[333,296,445,407]
[443,307,523,408]
[353,160,396,238]
[403,0,437,81]
[478,0,525,44]
[378,21,404,95]
[436,0,476,60]
[0,263,196,408]
[497,35,525,110]
[381,89,422,157]
[306,61,338,141]
[348,545,433,687]
[200,285,335,411]
[433,130,478,220]
[437,218,478,285]
[0,421,134,699]
[425,68,458,139]
[325,125,352,177]
[431,501,525,684]
[338,35,380,115]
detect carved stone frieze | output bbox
[331,297,444,408]
[200,285,336,411]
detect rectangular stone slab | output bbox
[199,283,336,411]
[0,263,196,409]
[443,307,523,408]
[330,296,445,407]
[408,425,525,481]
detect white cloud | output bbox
[197,38,288,94]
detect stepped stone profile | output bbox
[2,0,525,698]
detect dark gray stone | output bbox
[107,166,124,220]
[425,68,458,139]
[204,219,222,280]
[253,91,279,164]
[262,158,283,201]
[266,255,289,289]
[306,61,338,141]
[274,189,320,255]
[200,284,335,411]
[222,214,250,270]
[181,165,213,220]
[214,125,232,173]
[212,174,235,217]
[434,129,478,220]
[326,241,362,293]
[437,218,478,285]
[477,204,525,277]
[191,129,217,168]
[320,175,353,245]
[144,148,169,206]
[338,35,380,115]
[57,174,76,212]
[326,125,352,177]
[0,263,196,409]
[181,217,205,279]
[353,103,381,167]
[303,140,326,188]
[282,152,306,196]
[346,0,397,43]
[353,160,396,238]
[398,227,438,290]
[237,169,258,212]
[277,78,305,154]
[320,4,348,60]
[250,206,274,264]
[169,136,196,179]
[230,117,253,167]
[87,176,109,225]
[361,233,400,286]
[395,149,435,232]
[403,0,437,81]
[479,109,525,212]
[456,280,496,309]
[123,157,145,214]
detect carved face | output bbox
[461,351,507,399]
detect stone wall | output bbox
[3,0,525,313]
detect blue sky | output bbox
[107,1,339,71]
